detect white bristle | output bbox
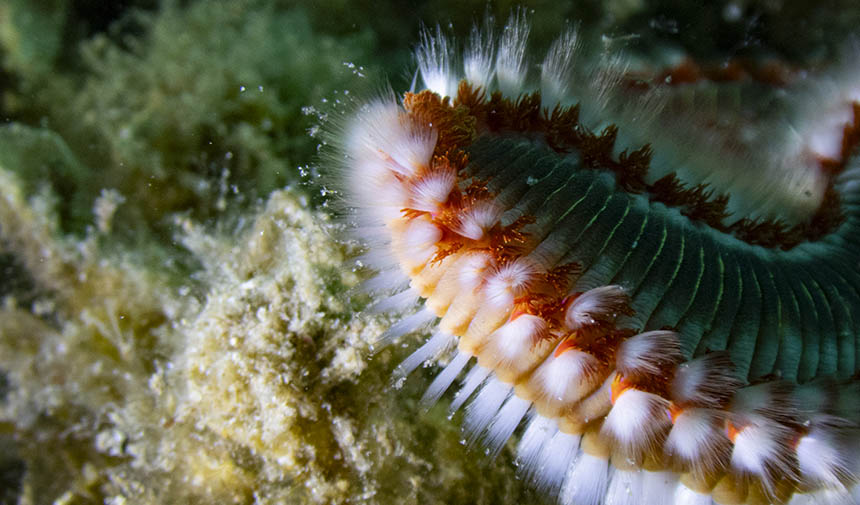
[483,394,531,458]
[516,414,557,481]
[484,258,537,307]
[560,452,609,505]
[463,17,496,90]
[582,50,629,127]
[417,25,456,98]
[347,100,437,179]
[641,471,678,505]
[368,287,419,314]
[463,377,512,443]
[540,26,579,108]
[615,330,682,380]
[602,388,670,460]
[532,348,600,405]
[787,488,856,505]
[347,157,411,213]
[483,313,546,363]
[664,408,730,479]
[673,484,715,505]
[392,329,455,382]
[670,352,740,409]
[408,170,457,213]
[454,252,496,291]
[729,421,796,496]
[563,284,629,332]
[358,268,410,294]
[733,382,796,423]
[400,218,442,265]
[494,10,530,97]
[374,307,437,347]
[453,200,502,240]
[421,351,470,406]
[354,244,403,272]
[606,468,642,505]
[449,364,491,413]
[533,431,581,495]
[796,422,854,490]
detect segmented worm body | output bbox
[333,13,860,505]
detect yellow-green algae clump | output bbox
[0,0,527,503]
[0,129,527,503]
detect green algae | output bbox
[0,158,532,504]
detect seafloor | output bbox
[0,1,857,504]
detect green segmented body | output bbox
[467,134,860,382]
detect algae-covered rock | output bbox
[0,151,530,503]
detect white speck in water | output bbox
[723,2,743,22]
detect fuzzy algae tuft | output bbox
[0,157,528,503]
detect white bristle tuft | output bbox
[453,200,503,240]
[347,100,437,179]
[641,471,678,505]
[483,313,547,364]
[463,17,496,90]
[408,170,457,213]
[796,421,855,490]
[374,307,437,347]
[670,352,741,409]
[484,258,538,307]
[615,330,682,380]
[392,329,455,382]
[605,468,643,505]
[483,394,531,458]
[582,50,629,127]
[532,348,601,407]
[673,484,715,505]
[494,10,530,97]
[454,252,496,291]
[602,388,670,460]
[563,284,630,332]
[533,431,581,495]
[540,26,579,108]
[560,452,609,505]
[729,420,797,496]
[449,364,491,413]
[664,408,731,479]
[516,414,556,481]
[421,351,470,406]
[368,287,419,314]
[416,25,457,98]
[463,377,512,444]
[399,218,442,266]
